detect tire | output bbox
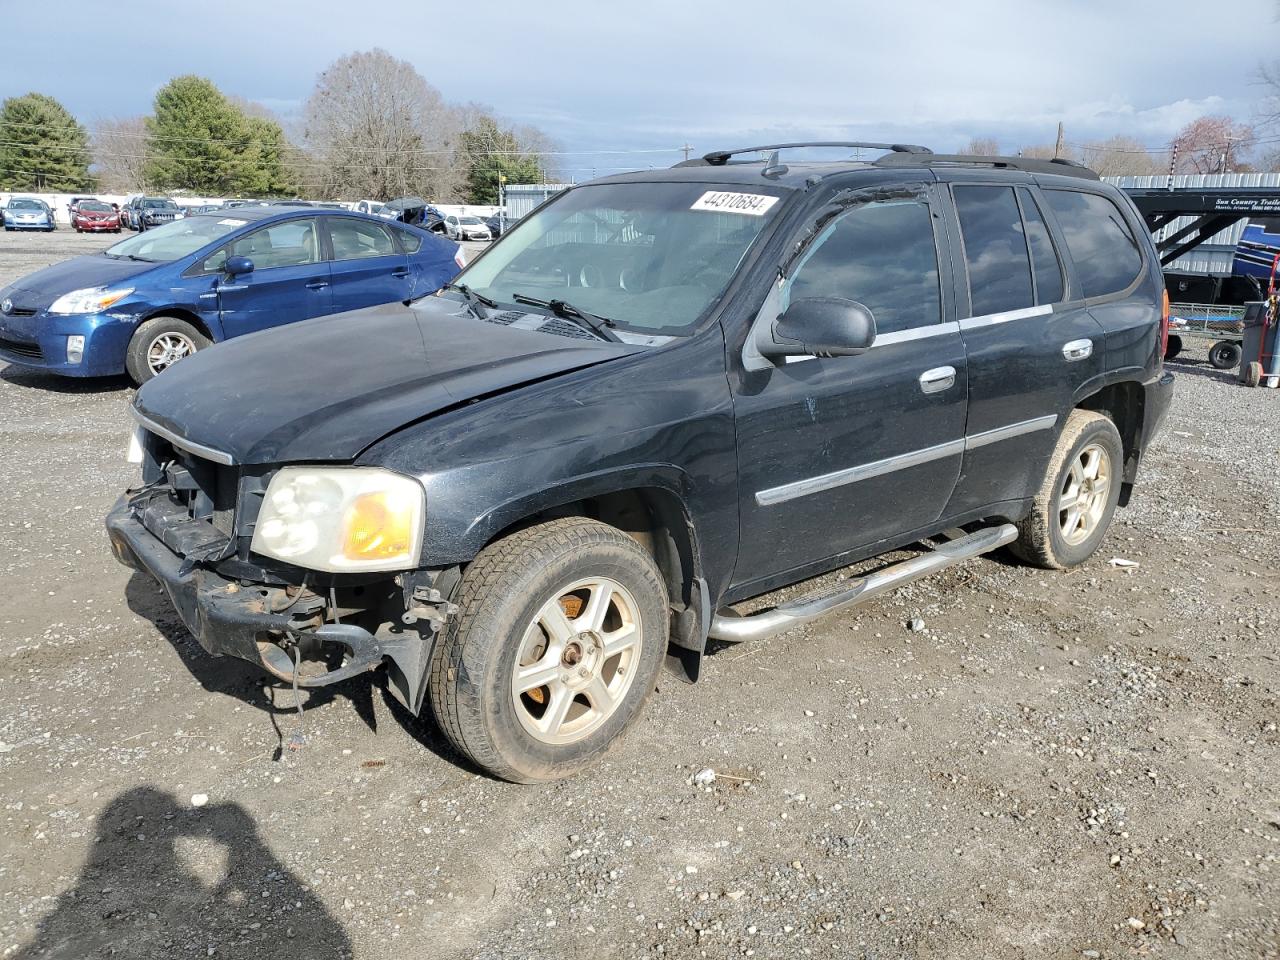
[1208,341,1241,370]
[1164,333,1183,361]
[1011,410,1124,570]
[1243,361,1263,388]
[124,317,211,385]
[429,517,669,783]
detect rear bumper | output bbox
[1144,370,1175,446]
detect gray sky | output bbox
[3,0,1277,177]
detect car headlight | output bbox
[48,286,134,315]
[251,467,425,572]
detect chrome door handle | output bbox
[1062,338,1093,361]
[918,365,956,394]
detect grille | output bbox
[4,306,37,317]
[0,335,42,360]
[537,318,596,341]
[485,311,523,326]
[159,446,237,536]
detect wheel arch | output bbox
[134,306,219,342]
[1074,377,1145,505]
[468,476,711,682]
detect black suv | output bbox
[107,142,1174,782]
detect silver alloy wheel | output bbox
[510,576,643,745]
[1058,442,1111,546]
[147,332,196,374]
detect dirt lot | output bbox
[0,228,1277,960]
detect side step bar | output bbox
[707,523,1017,643]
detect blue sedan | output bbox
[3,197,55,231]
[0,206,464,383]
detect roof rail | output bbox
[695,141,932,166]
[874,153,1099,181]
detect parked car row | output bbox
[3,197,57,231]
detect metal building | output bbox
[1106,173,1280,275]
[503,183,574,221]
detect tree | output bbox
[458,112,548,205]
[302,49,462,201]
[1169,116,1254,174]
[0,93,92,191]
[1078,135,1163,177]
[1017,142,1078,161]
[958,137,1000,156]
[92,116,150,192]
[145,76,294,195]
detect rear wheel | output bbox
[1209,340,1241,370]
[125,317,211,384]
[1011,410,1124,570]
[429,517,668,783]
[1164,333,1183,361]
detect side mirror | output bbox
[225,255,254,276]
[760,297,877,359]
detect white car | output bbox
[445,215,492,241]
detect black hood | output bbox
[133,299,640,465]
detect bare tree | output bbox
[1017,142,1079,161]
[302,49,463,201]
[1079,135,1163,177]
[957,136,1000,156]
[92,116,150,192]
[1169,116,1255,174]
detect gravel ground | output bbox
[1,229,1277,960]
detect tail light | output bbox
[454,247,467,270]
[1159,289,1170,362]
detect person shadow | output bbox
[13,786,353,959]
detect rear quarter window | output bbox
[1042,190,1144,299]
[395,227,424,254]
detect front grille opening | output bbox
[0,335,42,360]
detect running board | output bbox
[707,523,1018,643]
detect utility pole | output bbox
[681,143,693,162]
[1053,122,1065,160]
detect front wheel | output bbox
[429,517,669,783]
[1011,410,1124,570]
[125,317,211,384]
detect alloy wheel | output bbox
[147,332,196,375]
[1058,442,1111,546]
[510,576,643,745]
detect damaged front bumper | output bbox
[105,493,439,709]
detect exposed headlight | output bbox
[66,335,85,363]
[251,467,425,572]
[48,286,134,315]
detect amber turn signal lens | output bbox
[341,491,415,561]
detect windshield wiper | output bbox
[125,254,155,262]
[511,293,622,343]
[443,282,497,308]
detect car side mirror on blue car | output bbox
[225,256,254,276]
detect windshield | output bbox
[458,181,786,334]
[142,198,177,209]
[104,216,248,262]
[460,216,483,225]
[81,200,112,212]
[9,199,43,210]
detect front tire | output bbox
[429,517,669,783]
[1011,410,1124,570]
[125,317,210,385]
[1208,340,1241,370]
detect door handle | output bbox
[306,279,329,290]
[918,365,957,394]
[217,284,248,292]
[391,268,410,278]
[1062,338,1093,362]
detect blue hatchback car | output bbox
[0,206,464,383]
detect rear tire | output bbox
[1209,340,1241,370]
[1011,410,1124,570]
[429,517,669,783]
[125,317,210,385]
[1164,334,1183,361]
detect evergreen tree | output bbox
[146,76,293,195]
[460,115,545,205]
[0,93,92,191]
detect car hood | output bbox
[2,255,154,304]
[132,299,642,465]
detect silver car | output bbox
[445,214,492,241]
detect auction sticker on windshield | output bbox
[217,219,247,227]
[690,191,780,216]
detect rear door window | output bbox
[953,185,1034,316]
[1042,189,1144,298]
[394,227,424,253]
[327,218,398,260]
[784,198,942,334]
[1017,188,1065,304]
